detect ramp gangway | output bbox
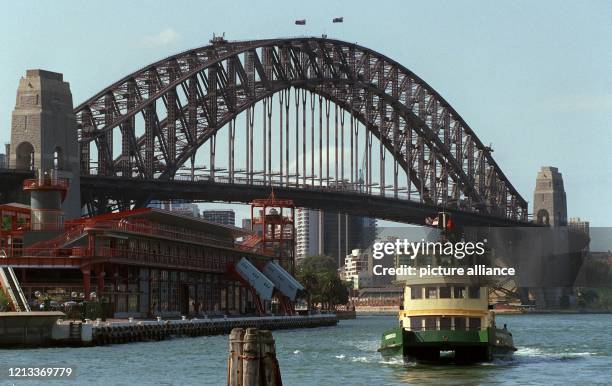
[0,249,31,312]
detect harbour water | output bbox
[1,314,610,385]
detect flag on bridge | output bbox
[332,17,344,23]
[295,19,306,25]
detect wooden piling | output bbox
[228,328,245,386]
[228,327,283,386]
[259,330,282,386]
[242,328,260,386]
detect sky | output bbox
[0,0,610,226]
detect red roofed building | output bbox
[1,202,273,318]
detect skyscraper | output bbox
[295,208,377,266]
[149,200,200,217]
[201,210,236,226]
[295,209,321,262]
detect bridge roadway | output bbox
[0,169,534,227]
[80,175,534,227]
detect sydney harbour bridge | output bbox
[4,37,531,227]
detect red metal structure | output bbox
[0,204,31,255]
[250,191,295,274]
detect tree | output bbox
[298,255,337,273]
[577,289,599,308]
[296,255,349,311]
[297,268,318,310]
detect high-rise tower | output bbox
[9,70,80,219]
[295,208,377,267]
[533,166,567,226]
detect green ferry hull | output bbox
[378,327,516,363]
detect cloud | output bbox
[142,28,180,47]
[545,94,612,112]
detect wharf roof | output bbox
[84,208,251,238]
[0,203,32,212]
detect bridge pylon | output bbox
[9,70,80,219]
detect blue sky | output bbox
[0,0,610,226]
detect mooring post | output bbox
[260,330,282,386]
[242,328,260,386]
[228,327,283,386]
[228,328,245,386]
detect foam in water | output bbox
[379,357,405,366]
[514,346,594,364]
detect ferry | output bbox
[378,276,516,363]
[378,214,516,363]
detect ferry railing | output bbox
[406,326,485,332]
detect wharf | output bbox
[55,314,339,346]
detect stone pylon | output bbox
[533,166,567,226]
[10,69,81,219]
[532,166,570,308]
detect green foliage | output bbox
[296,255,348,311]
[1,216,11,231]
[298,254,338,273]
[0,290,10,311]
[577,288,599,308]
[577,287,612,310]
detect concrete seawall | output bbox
[0,311,65,347]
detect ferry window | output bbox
[440,317,452,330]
[410,286,423,299]
[439,286,451,299]
[453,286,465,298]
[454,317,466,330]
[425,317,437,331]
[425,287,437,299]
[468,286,481,299]
[469,317,482,330]
[410,317,424,331]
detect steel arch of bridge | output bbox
[75,37,527,222]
